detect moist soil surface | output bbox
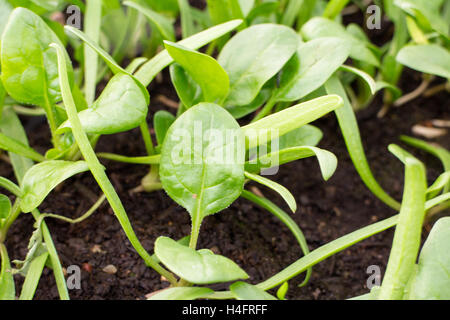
[3,65,448,300]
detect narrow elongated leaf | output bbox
[0,244,15,300]
[0,132,45,162]
[397,45,450,79]
[20,160,89,213]
[155,237,248,284]
[177,0,195,38]
[427,171,450,199]
[302,17,380,66]
[278,125,323,149]
[230,282,277,300]
[244,171,297,213]
[134,19,243,86]
[340,65,377,94]
[275,37,350,102]
[325,75,400,210]
[1,7,73,106]
[19,252,49,300]
[160,103,245,220]
[218,24,299,106]
[164,41,229,103]
[58,73,149,135]
[406,217,450,299]
[242,95,343,150]
[154,110,176,146]
[124,1,175,41]
[148,287,214,300]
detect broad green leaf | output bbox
[155,237,249,284]
[218,24,299,107]
[0,0,13,39]
[57,73,149,135]
[378,145,426,300]
[301,17,380,66]
[134,19,243,86]
[325,75,400,210]
[0,7,74,106]
[148,287,214,300]
[0,194,11,221]
[20,160,89,213]
[275,37,350,102]
[160,103,245,221]
[19,251,49,300]
[242,95,343,150]
[230,281,277,300]
[226,87,271,119]
[0,132,45,162]
[124,1,175,41]
[164,41,229,104]
[244,171,297,213]
[169,63,201,108]
[154,110,176,146]
[406,217,450,299]
[397,45,450,79]
[0,244,15,300]
[246,146,337,181]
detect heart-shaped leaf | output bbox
[160,103,245,221]
[218,24,299,107]
[1,7,74,107]
[57,73,149,135]
[20,160,89,213]
[155,236,249,284]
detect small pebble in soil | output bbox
[102,265,118,274]
[82,263,93,273]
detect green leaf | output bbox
[57,73,149,135]
[0,7,73,106]
[148,287,214,300]
[302,17,380,66]
[155,236,248,284]
[218,24,299,107]
[226,87,272,119]
[154,110,176,146]
[274,37,350,102]
[169,63,202,108]
[0,132,45,162]
[277,282,289,300]
[0,194,11,222]
[134,19,242,86]
[278,125,323,149]
[242,95,343,150]
[164,41,229,104]
[160,103,245,220]
[0,244,15,300]
[123,1,175,41]
[427,171,450,199]
[19,252,48,300]
[0,0,13,39]
[340,65,377,95]
[406,217,450,299]
[324,75,400,210]
[244,171,297,213]
[397,44,450,79]
[377,145,426,300]
[20,160,89,213]
[230,281,277,300]
[177,0,195,38]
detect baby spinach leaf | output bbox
[58,73,149,135]
[154,110,176,146]
[20,160,89,213]
[274,37,350,102]
[170,63,202,108]
[278,125,323,149]
[0,132,45,163]
[218,24,299,107]
[226,88,272,119]
[164,41,230,104]
[242,95,343,150]
[340,65,377,95]
[0,244,15,300]
[0,0,13,40]
[0,194,11,222]
[1,7,73,107]
[155,236,249,284]
[230,281,277,300]
[124,1,175,41]
[160,103,245,221]
[406,217,450,299]
[244,171,297,213]
[148,287,214,300]
[302,17,380,66]
[397,44,450,79]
